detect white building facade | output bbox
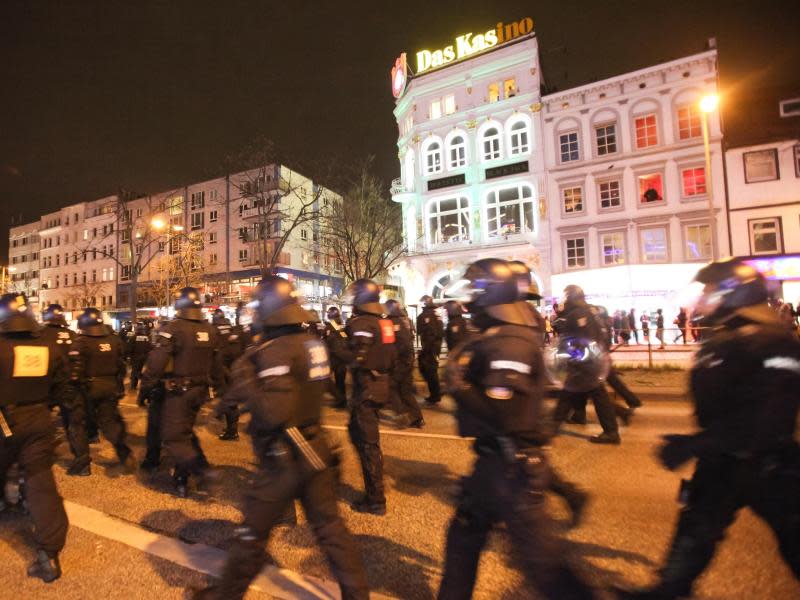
[7,221,41,306]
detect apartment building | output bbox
[7,220,41,305]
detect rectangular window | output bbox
[641,227,669,262]
[795,145,800,177]
[743,149,779,183]
[427,196,471,245]
[158,241,166,252]
[749,217,782,255]
[638,173,664,204]
[562,186,584,214]
[681,167,706,197]
[601,232,626,265]
[301,229,308,240]
[191,191,205,210]
[191,212,204,230]
[598,180,622,210]
[488,83,500,103]
[485,185,535,238]
[503,78,517,98]
[443,94,456,115]
[635,114,658,148]
[595,124,617,155]
[209,253,218,266]
[429,99,442,120]
[685,224,712,260]
[559,132,580,162]
[209,231,217,244]
[565,237,587,269]
[677,105,702,140]
[209,210,218,223]
[238,249,248,262]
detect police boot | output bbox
[139,454,160,473]
[350,497,387,516]
[173,473,189,498]
[589,432,621,445]
[119,449,139,475]
[27,549,61,583]
[218,429,239,441]
[66,460,91,476]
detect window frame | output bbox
[508,119,530,156]
[594,122,618,156]
[429,98,442,120]
[425,195,471,247]
[634,113,659,149]
[597,179,623,211]
[480,126,502,162]
[680,166,707,198]
[748,217,783,256]
[559,130,580,163]
[423,139,444,175]
[599,230,627,266]
[743,148,780,183]
[564,236,588,270]
[683,222,713,261]
[794,144,800,177]
[637,171,666,206]
[640,226,670,263]
[190,211,204,230]
[561,185,585,216]
[447,134,467,169]
[209,209,218,223]
[484,183,536,240]
[676,104,702,140]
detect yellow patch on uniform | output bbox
[12,346,49,378]
[486,386,513,400]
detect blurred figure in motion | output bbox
[416,295,443,405]
[385,299,424,429]
[323,306,349,409]
[444,299,469,352]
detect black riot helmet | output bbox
[384,298,404,317]
[42,303,67,327]
[463,258,535,327]
[174,287,204,321]
[507,260,542,301]
[0,293,38,333]
[326,305,342,322]
[419,294,435,308]
[250,275,312,327]
[344,279,385,316]
[563,284,586,306]
[692,258,771,325]
[211,308,229,326]
[135,320,149,335]
[78,307,107,336]
[444,300,464,319]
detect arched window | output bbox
[485,184,535,239]
[481,127,501,161]
[424,141,443,175]
[427,196,471,246]
[448,135,466,169]
[508,120,530,155]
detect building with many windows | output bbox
[7,221,41,305]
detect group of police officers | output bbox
[0,255,798,599]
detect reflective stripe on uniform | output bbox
[159,332,172,339]
[258,365,290,378]
[353,331,374,338]
[489,360,531,374]
[763,356,800,374]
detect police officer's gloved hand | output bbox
[658,434,698,470]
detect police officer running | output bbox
[0,294,71,582]
[416,295,443,405]
[66,308,136,476]
[618,258,800,598]
[139,288,224,497]
[212,308,244,441]
[444,300,469,352]
[324,306,349,409]
[385,299,424,429]
[191,276,369,600]
[439,260,600,599]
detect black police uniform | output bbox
[140,315,223,489]
[40,322,78,438]
[128,323,153,391]
[445,313,469,352]
[416,305,443,403]
[213,315,245,439]
[324,316,349,408]
[440,321,596,599]
[67,325,133,472]
[0,300,71,581]
[388,310,423,426]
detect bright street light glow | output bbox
[151,217,166,230]
[700,94,719,113]
[172,225,184,232]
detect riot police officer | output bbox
[40,304,78,438]
[618,259,800,599]
[139,287,224,497]
[324,306,348,409]
[439,260,599,599]
[190,276,369,599]
[0,294,71,582]
[67,308,136,476]
[331,279,396,515]
[128,320,152,391]
[385,299,424,429]
[444,300,469,352]
[416,295,443,404]
[552,285,621,444]
[212,308,244,441]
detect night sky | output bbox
[2,1,798,262]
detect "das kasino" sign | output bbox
[415,17,534,74]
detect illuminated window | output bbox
[424,141,443,174]
[559,131,580,162]
[684,224,712,260]
[485,184,535,238]
[600,232,626,265]
[595,124,617,155]
[448,135,466,168]
[443,94,456,115]
[488,83,500,103]
[598,180,622,209]
[509,120,529,155]
[681,167,706,196]
[427,196,471,245]
[481,127,501,161]
[743,149,779,183]
[749,217,782,255]
[635,114,658,148]
[677,105,702,140]
[641,227,668,262]
[562,186,583,214]
[504,78,517,98]
[638,173,664,204]
[429,99,442,120]
[565,237,587,269]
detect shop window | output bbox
[684,224,712,260]
[677,105,702,140]
[595,123,617,155]
[598,180,622,210]
[488,83,500,103]
[481,127,502,161]
[634,114,658,148]
[565,237,587,269]
[638,173,664,204]
[559,131,580,163]
[641,227,669,262]
[681,167,706,197]
[743,149,779,183]
[429,99,442,120]
[424,141,443,174]
[509,120,529,155]
[485,184,535,238]
[600,232,626,265]
[504,78,517,98]
[427,196,471,245]
[562,186,584,214]
[749,217,782,255]
[448,136,466,169]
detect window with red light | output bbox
[638,173,663,203]
[677,105,702,140]
[681,167,706,196]
[635,114,658,148]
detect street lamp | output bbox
[700,93,720,260]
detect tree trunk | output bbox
[129,271,138,326]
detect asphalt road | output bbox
[1,384,798,599]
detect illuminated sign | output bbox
[415,17,534,74]
[391,53,408,98]
[746,255,800,281]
